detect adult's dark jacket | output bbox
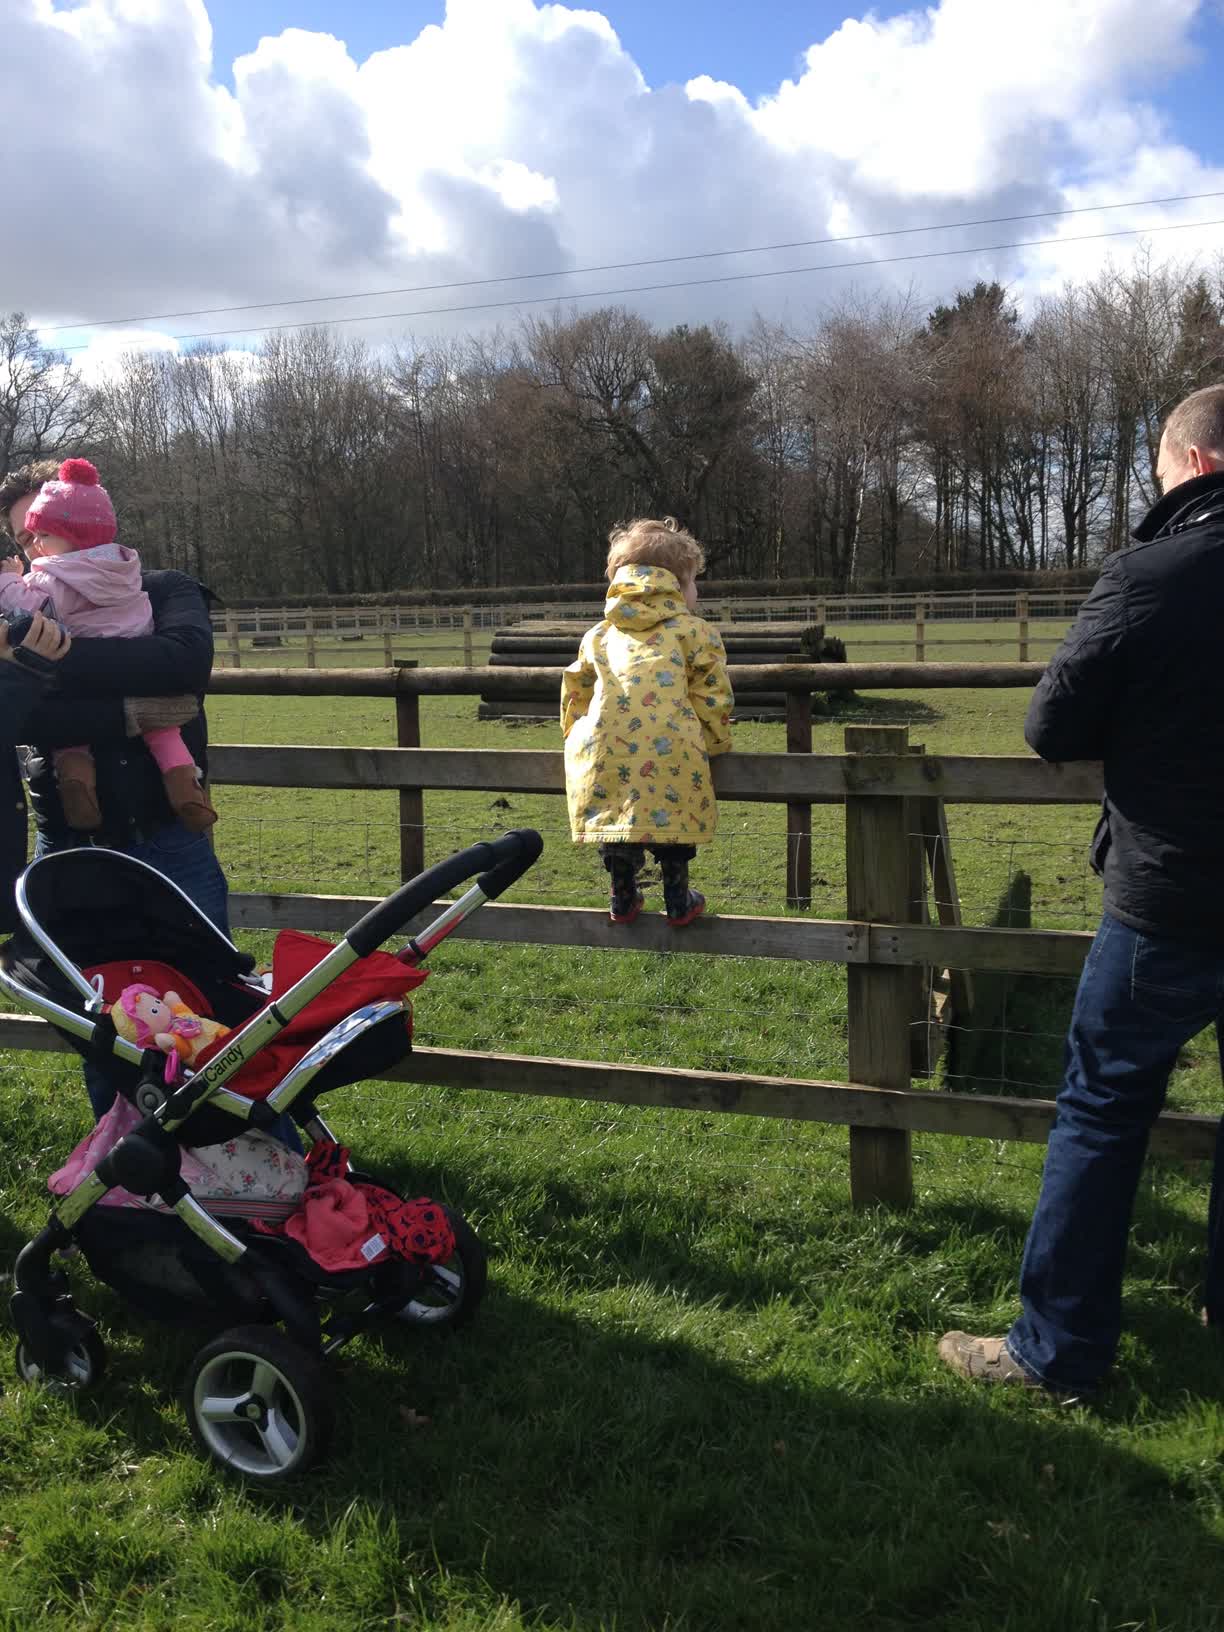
[0,570,214,928]
[1025,469,1224,940]
[0,666,40,932]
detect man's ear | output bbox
[1188,445,1224,477]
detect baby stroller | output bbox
[1,828,543,1480]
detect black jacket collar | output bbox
[1133,470,1224,542]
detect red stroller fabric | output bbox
[194,931,428,1100]
[256,1140,456,1271]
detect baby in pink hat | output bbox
[0,459,217,832]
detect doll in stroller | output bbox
[0,828,543,1481]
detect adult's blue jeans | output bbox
[1007,912,1224,1389]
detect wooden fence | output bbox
[208,661,1050,906]
[213,590,1088,667]
[4,660,1215,1212]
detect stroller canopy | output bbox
[5,848,255,1001]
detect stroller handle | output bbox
[346,829,544,958]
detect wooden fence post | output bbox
[915,596,926,662]
[226,611,241,669]
[395,661,425,883]
[1017,591,1030,662]
[463,607,474,669]
[786,689,813,909]
[382,619,394,668]
[844,724,914,1208]
[304,611,316,669]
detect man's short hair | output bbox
[1162,384,1224,458]
[0,458,60,530]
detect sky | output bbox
[205,2,866,102]
[10,0,1224,375]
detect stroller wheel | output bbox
[397,1208,488,1330]
[184,1325,334,1481]
[15,1326,107,1394]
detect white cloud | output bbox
[72,330,181,386]
[8,0,1223,360]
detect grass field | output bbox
[0,625,1222,1631]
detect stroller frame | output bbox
[3,829,543,1393]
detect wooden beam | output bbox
[786,691,813,908]
[845,725,915,1207]
[395,661,424,882]
[229,892,873,962]
[207,661,1049,699]
[0,1015,1208,1159]
[208,744,1104,805]
[228,890,1094,975]
[872,922,1089,977]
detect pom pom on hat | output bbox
[24,458,117,551]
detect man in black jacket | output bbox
[1,465,228,1115]
[941,383,1224,1395]
[0,614,74,928]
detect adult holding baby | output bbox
[0,457,227,1116]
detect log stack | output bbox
[478,621,840,721]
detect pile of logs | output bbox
[479,621,841,722]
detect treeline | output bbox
[3,249,1221,598]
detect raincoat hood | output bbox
[36,544,143,609]
[603,565,688,632]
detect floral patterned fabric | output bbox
[50,1096,308,1221]
[561,566,733,846]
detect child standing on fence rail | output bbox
[562,517,733,926]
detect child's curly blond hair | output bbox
[606,516,705,584]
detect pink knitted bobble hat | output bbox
[24,459,117,550]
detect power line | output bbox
[56,212,1224,353]
[42,189,1224,336]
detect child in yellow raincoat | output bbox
[561,517,733,926]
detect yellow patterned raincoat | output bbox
[561,566,734,846]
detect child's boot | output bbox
[603,845,644,925]
[56,749,102,832]
[162,764,219,833]
[660,854,705,927]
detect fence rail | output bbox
[212,591,1086,666]
[212,589,1091,635]
[11,662,1202,1215]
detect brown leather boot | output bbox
[55,748,102,832]
[162,764,218,832]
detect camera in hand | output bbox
[1,609,64,675]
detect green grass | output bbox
[0,624,1221,1631]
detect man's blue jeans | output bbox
[1007,912,1224,1389]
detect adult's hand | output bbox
[0,612,72,665]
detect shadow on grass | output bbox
[14,1150,1217,1632]
[820,693,945,726]
[45,1272,1224,1632]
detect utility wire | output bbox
[43,189,1224,335]
[55,212,1224,352]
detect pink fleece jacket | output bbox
[0,543,152,637]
